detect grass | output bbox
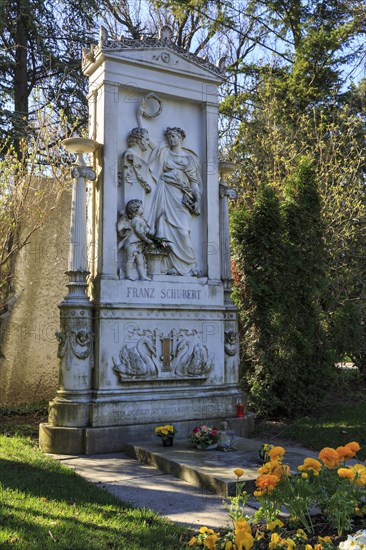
[254,367,366,459]
[0,435,188,549]
[279,401,366,460]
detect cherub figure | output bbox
[117,199,153,281]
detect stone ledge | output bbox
[125,435,319,497]
[39,414,255,455]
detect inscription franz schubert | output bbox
[126,287,202,300]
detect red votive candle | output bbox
[236,403,245,417]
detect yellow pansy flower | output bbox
[296,529,308,540]
[266,519,284,531]
[285,538,296,549]
[235,518,251,534]
[204,533,219,549]
[318,536,332,543]
[269,533,281,549]
[234,530,254,550]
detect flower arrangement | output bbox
[154,425,176,438]
[190,424,219,448]
[186,441,366,549]
[145,233,172,253]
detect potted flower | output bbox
[155,424,176,447]
[190,424,219,450]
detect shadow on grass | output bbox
[0,457,120,504]
[0,457,188,549]
[1,500,185,550]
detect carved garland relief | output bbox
[117,94,202,280]
[56,326,93,369]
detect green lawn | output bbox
[0,435,188,549]
[256,368,366,460]
[278,401,366,460]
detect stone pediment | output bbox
[83,30,224,82]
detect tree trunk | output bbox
[14,0,29,159]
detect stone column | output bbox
[49,138,98,428]
[219,161,237,304]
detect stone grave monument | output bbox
[39,26,251,454]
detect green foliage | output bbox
[232,158,335,418]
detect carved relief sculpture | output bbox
[119,127,152,192]
[173,338,213,377]
[56,327,93,363]
[224,330,238,356]
[112,335,158,380]
[112,328,213,382]
[148,127,202,276]
[117,199,153,280]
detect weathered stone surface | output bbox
[42,27,247,454]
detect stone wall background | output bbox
[0,190,71,405]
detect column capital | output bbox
[71,166,96,180]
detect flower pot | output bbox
[162,436,174,447]
[145,250,168,277]
[196,443,217,450]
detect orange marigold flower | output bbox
[318,447,341,469]
[259,460,289,478]
[336,446,356,460]
[345,441,361,453]
[255,474,279,493]
[258,461,275,475]
[337,467,355,480]
[298,457,322,474]
[350,464,366,486]
[188,536,197,546]
[272,463,290,479]
[268,446,285,461]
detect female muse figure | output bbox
[148,127,202,276]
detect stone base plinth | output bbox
[39,414,255,455]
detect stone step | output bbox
[125,436,318,497]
